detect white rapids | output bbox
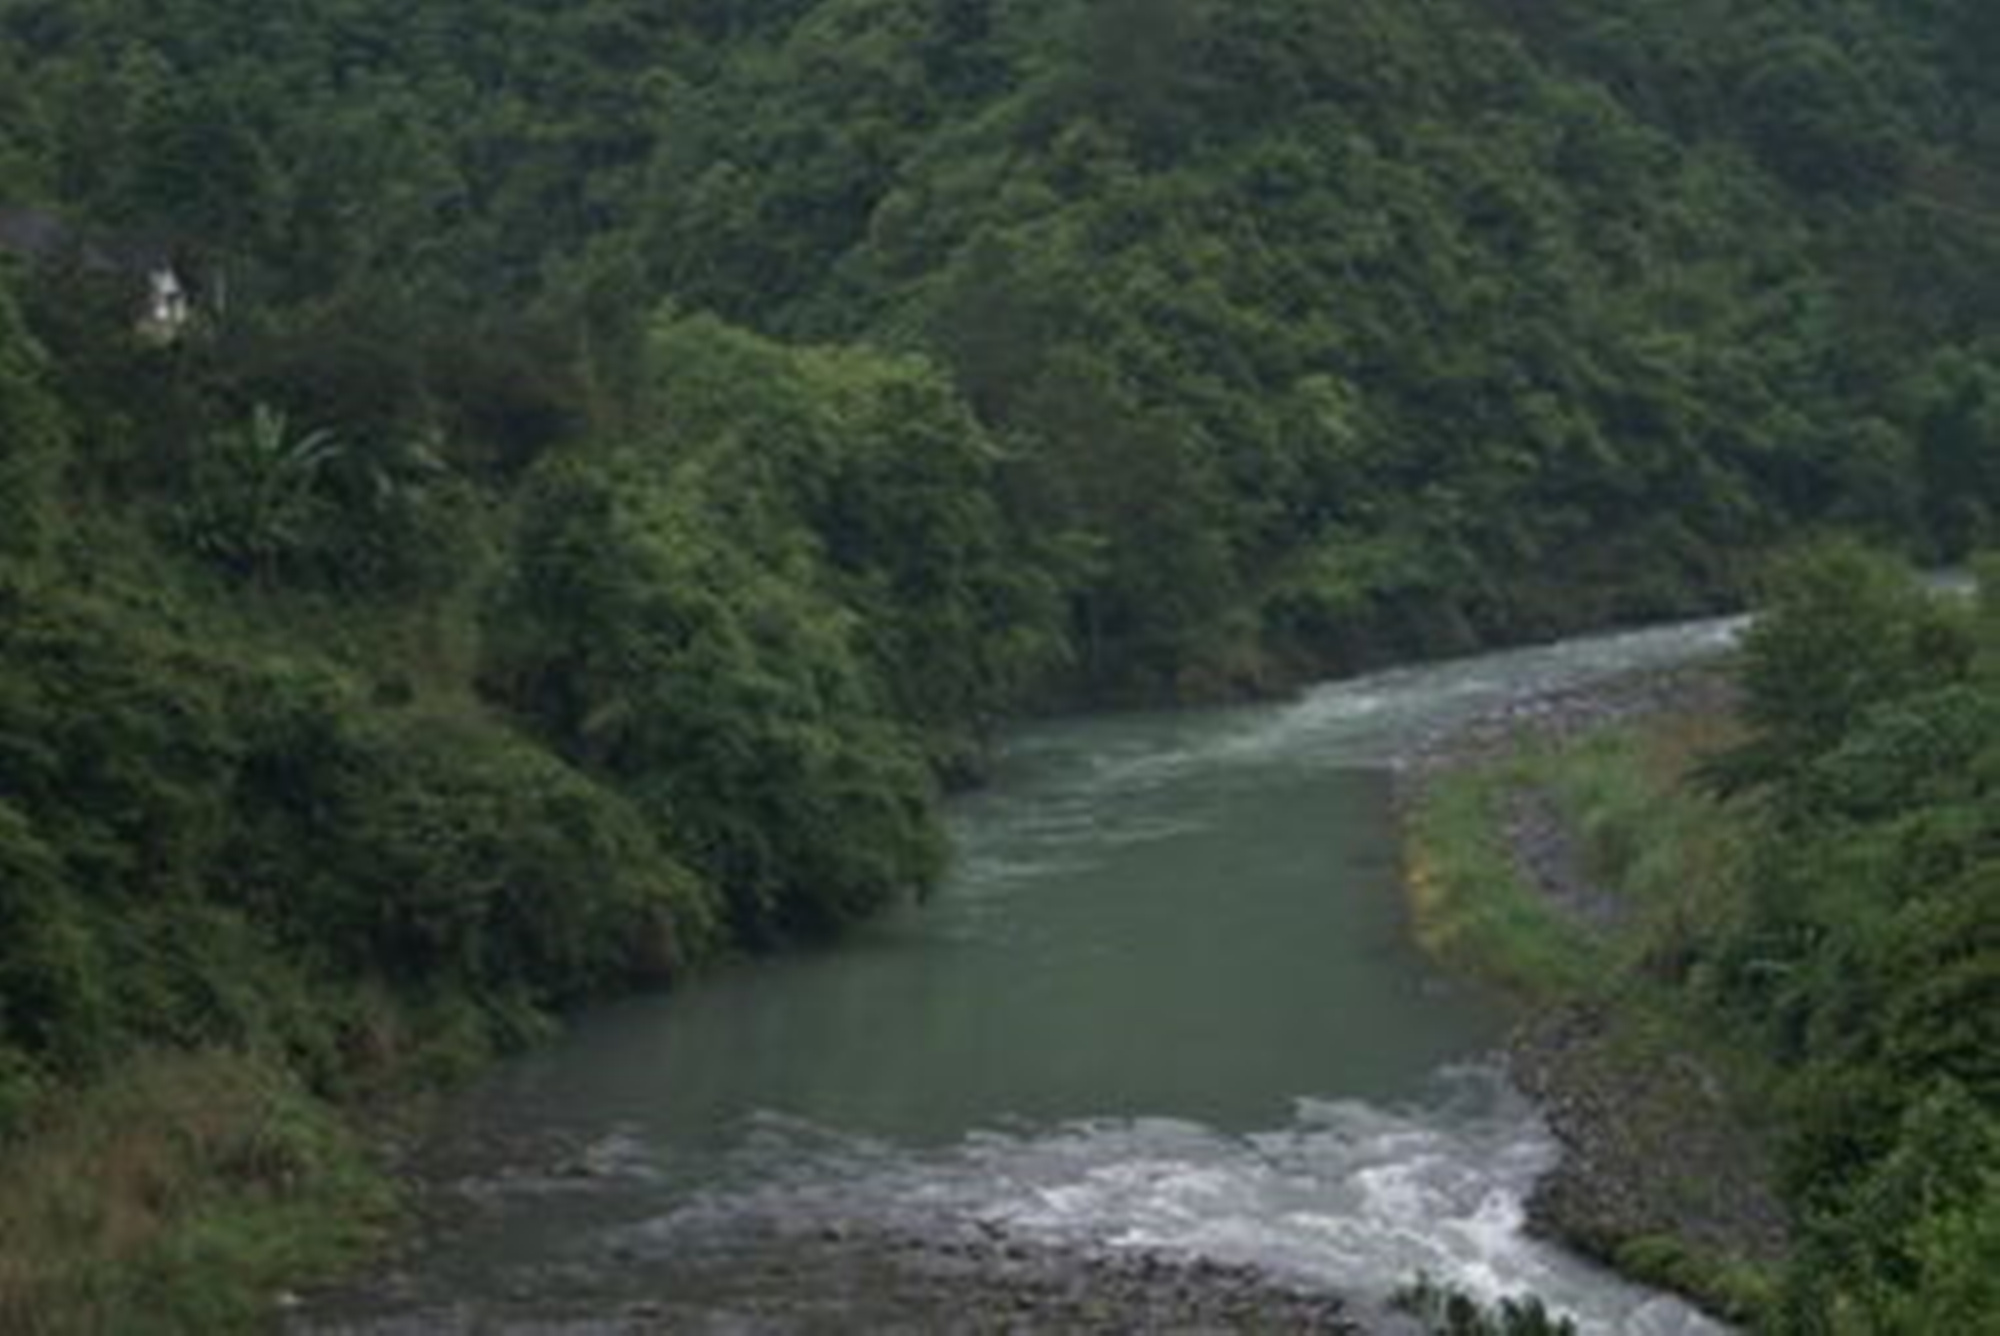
[601,1065,1723,1334]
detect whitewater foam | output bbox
[608,1067,1726,1334]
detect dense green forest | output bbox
[1711,550,1999,1331]
[1409,549,1998,1331]
[0,0,1995,1325]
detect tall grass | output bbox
[1405,707,1785,1320]
[1405,756,1607,1003]
[1406,709,1751,1003]
[0,1050,395,1335]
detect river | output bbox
[300,617,1747,1334]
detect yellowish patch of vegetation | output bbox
[1403,761,1602,1001]
[0,1050,394,1335]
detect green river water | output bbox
[303,618,1748,1334]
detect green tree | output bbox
[1737,36,1911,195]
[177,405,343,583]
[1906,349,2000,558]
[1786,1083,2000,1332]
[1722,543,1972,789]
[640,313,1063,763]
[483,451,944,941]
[0,282,66,565]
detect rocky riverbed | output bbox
[1511,1006,1788,1286]
[1397,655,1786,1320]
[1392,659,1740,803]
[297,1213,1371,1334]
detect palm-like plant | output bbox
[181,404,344,582]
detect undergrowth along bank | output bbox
[1404,548,2000,1332]
[0,1050,394,1335]
[1404,696,1784,1324]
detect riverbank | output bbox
[0,1049,399,1334]
[301,1221,1370,1334]
[0,627,1743,1336]
[1399,658,1788,1323]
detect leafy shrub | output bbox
[224,700,717,1002]
[177,405,344,583]
[0,579,238,1075]
[0,280,66,565]
[1714,542,1974,793]
[483,449,945,941]
[0,575,717,1095]
[0,801,111,1074]
[1783,1082,2000,1332]
[640,313,1064,754]
[176,407,475,595]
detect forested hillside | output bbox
[0,0,1995,1324]
[1714,550,1999,1330]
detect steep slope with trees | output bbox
[0,0,1994,1324]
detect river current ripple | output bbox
[303,620,1747,1334]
